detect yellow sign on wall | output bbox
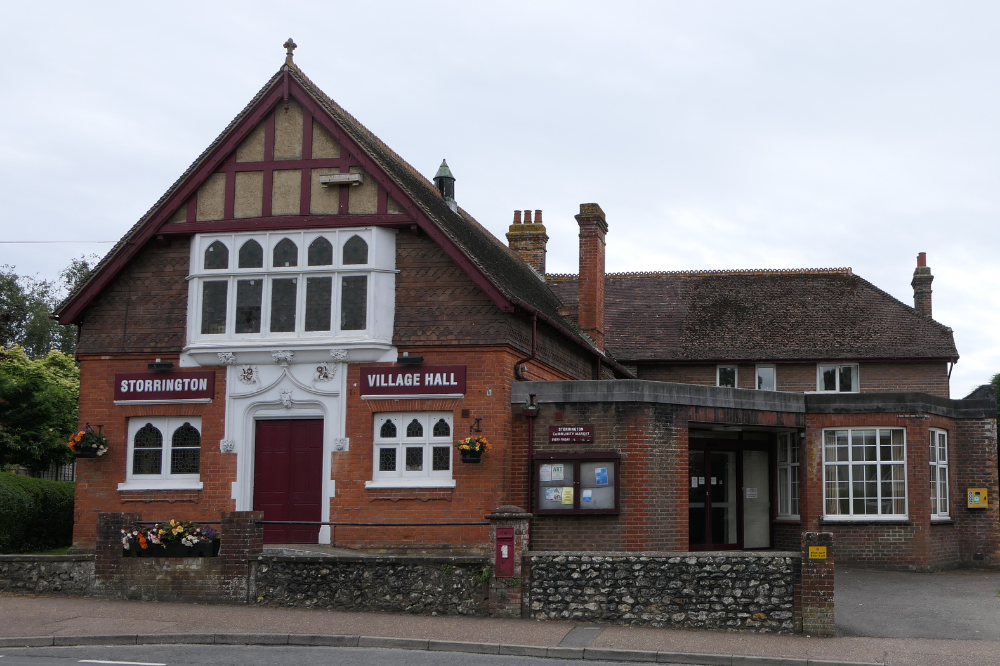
[968,488,988,508]
[809,546,827,560]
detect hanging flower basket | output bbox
[68,423,109,458]
[121,520,220,558]
[456,436,490,463]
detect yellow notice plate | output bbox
[968,488,988,508]
[809,546,827,560]
[561,487,574,504]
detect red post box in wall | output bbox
[495,527,515,577]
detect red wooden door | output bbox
[253,419,323,543]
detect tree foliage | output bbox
[0,346,80,470]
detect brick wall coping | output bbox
[527,550,801,559]
[257,554,488,565]
[512,379,995,419]
[0,554,95,563]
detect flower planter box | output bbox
[123,538,221,558]
[74,449,100,459]
[460,451,483,464]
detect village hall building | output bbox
[57,45,999,570]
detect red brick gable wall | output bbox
[76,239,191,355]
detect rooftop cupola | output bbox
[434,159,457,212]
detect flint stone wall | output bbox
[251,555,489,615]
[527,551,799,632]
[0,555,94,595]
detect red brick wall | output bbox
[801,412,998,570]
[76,238,190,354]
[514,402,689,552]
[636,361,950,397]
[72,355,232,549]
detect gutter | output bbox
[510,299,636,379]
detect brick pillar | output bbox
[798,531,835,636]
[221,511,264,603]
[486,505,531,618]
[506,209,548,275]
[575,203,607,351]
[94,512,142,598]
[911,252,933,317]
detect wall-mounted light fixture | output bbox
[397,353,424,365]
[148,358,174,370]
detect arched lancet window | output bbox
[433,419,450,437]
[238,239,264,268]
[170,422,201,475]
[308,237,333,266]
[204,241,229,269]
[406,419,423,438]
[343,235,368,265]
[273,238,298,267]
[380,419,397,438]
[133,423,163,475]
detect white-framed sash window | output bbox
[930,429,949,519]
[817,364,859,393]
[366,412,455,489]
[756,365,776,391]
[119,417,203,491]
[823,427,907,520]
[776,432,800,519]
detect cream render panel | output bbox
[273,98,304,160]
[310,168,339,214]
[271,169,302,216]
[348,167,378,214]
[236,122,266,162]
[196,172,226,221]
[234,172,264,218]
[311,119,341,158]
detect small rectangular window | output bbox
[930,429,949,519]
[341,275,368,330]
[200,281,228,334]
[756,365,775,391]
[235,279,263,334]
[817,364,859,392]
[717,366,737,388]
[305,276,332,332]
[776,432,800,518]
[270,278,297,332]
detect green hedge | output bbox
[0,472,74,553]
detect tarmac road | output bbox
[836,566,1000,640]
[0,645,701,666]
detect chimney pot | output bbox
[911,252,933,318]
[506,206,548,276]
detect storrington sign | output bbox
[360,365,467,397]
[114,371,216,402]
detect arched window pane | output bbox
[238,239,264,268]
[273,238,298,267]
[343,235,368,265]
[170,423,201,475]
[308,237,333,266]
[133,423,162,475]
[406,419,423,438]
[433,419,450,437]
[380,419,397,438]
[204,241,229,269]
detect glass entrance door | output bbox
[689,450,738,549]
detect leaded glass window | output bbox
[343,235,368,264]
[308,237,333,266]
[132,423,163,475]
[238,239,263,268]
[371,412,454,485]
[170,422,201,475]
[406,419,423,438]
[235,279,262,334]
[273,238,298,267]
[270,278,297,332]
[380,419,397,438]
[305,277,332,332]
[204,241,229,269]
[201,281,227,334]
[341,275,367,330]
[433,419,450,437]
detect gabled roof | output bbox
[547,269,959,363]
[54,61,589,360]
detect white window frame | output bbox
[816,363,860,393]
[188,229,392,343]
[776,432,800,519]
[365,412,456,489]
[118,416,204,491]
[822,427,908,521]
[930,429,949,520]
[755,365,776,391]
[716,365,738,388]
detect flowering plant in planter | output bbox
[67,424,108,458]
[121,519,219,555]
[455,436,490,463]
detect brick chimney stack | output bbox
[575,203,608,351]
[506,208,548,276]
[912,252,933,317]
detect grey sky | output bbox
[1,2,997,395]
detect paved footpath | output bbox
[2,593,999,666]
